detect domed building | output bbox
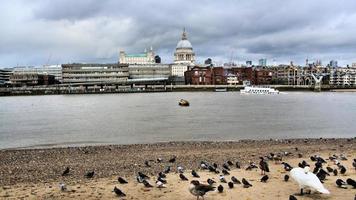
[174,29,195,64]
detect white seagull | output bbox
[290,167,330,195]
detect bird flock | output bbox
[59,151,356,199]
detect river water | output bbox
[0,92,355,149]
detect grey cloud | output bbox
[1,0,356,67]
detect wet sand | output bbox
[0,138,355,199]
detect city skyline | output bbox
[1,0,356,67]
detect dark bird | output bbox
[179,173,189,181]
[242,178,252,188]
[326,166,333,173]
[200,161,208,170]
[192,170,200,178]
[169,156,176,163]
[217,184,224,193]
[61,167,70,176]
[144,160,151,167]
[157,176,167,184]
[227,160,233,166]
[333,169,338,176]
[85,171,94,178]
[336,179,347,189]
[289,195,298,200]
[164,166,171,174]
[231,176,241,184]
[158,172,166,179]
[235,161,241,169]
[310,156,317,162]
[261,175,269,182]
[284,174,289,182]
[138,172,149,180]
[228,182,234,189]
[298,153,303,158]
[259,157,269,175]
[346,178,356,188]
[143,179,153,188]
[281,162,293,171]
[316,169,330,181]
[340,165,346,174]
[213,163,218,169]
[223,163,231,171]
[219,175,227,183]
[118,177,128,184]
[189,180,215,199]
[157,157,163,163]
[113,186,126,197]
[353,159,356,170]
[222,169,230,175]
[207,178,216,185]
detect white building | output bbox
[174,29,195,64]
[119,47,155,64]
[12,65,63,83]
[329,68,356,86]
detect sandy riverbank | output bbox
[0,138,355,199]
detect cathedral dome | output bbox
[176,29,193,49]
[176,40,192,49]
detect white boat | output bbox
[240,86,279,94]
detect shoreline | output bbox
[0,138,355,199]
[2,85,356,96]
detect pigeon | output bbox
[200,162,208,170]
[144,160,151,167]
[189,180,215,199]
[222,169,230,175]
[282,162,293,171]
[85,171,94,178]
[310,155,317,162]
[118,177,128,184]
[164,166,171,174]
[333,169,338,176]
[207,178,216,185]
[113,186,126,197]
[138,172,149,180]
[231,176,241,184]
[213,163,218,168]
[59,183,67,191]
[336,179,347,189]
[326,166,333,173]
[177,166,184,173]
[289,195,298,200]
[227,160,233,166]
[192,170,200,178]
[228,182,234,189]
[235,161,241,169]
[179,173,189,181]
[261,175,269,182]
[169,156,176,163]
[259,157,269,175]
[157,176,167,184]
[339,165,346,174]
[346,178,356,188]
[223,163,231,171]
[142,179,153,188]
[316,169,329,182]
[61,167,70,176]
[242,178,252,188]
[217,185,224,193]
[219,175,227,183]
[156,180,166,188]
[290,167,330,195]
[284,174,290,182]
[158,172,166,179]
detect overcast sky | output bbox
[1,0,356,67]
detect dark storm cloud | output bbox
[1,0,356,67]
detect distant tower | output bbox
[306,58,309,66]
[174,28,195,64]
